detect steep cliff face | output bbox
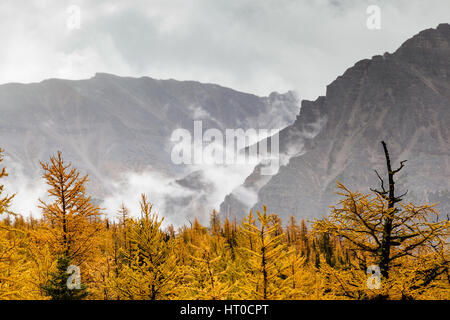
[221,23,450,221]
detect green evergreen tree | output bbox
[42,256,88,300]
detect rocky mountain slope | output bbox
[221,23,450,221]
[0,73,299,199]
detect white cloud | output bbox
[102,135,262,227]
[101,170,196,227]
[0,0,449,98]
[2,160,48,219]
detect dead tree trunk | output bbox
[371,141,407,279]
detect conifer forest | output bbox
[0,143,448,300]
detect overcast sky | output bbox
[1,0,449,99]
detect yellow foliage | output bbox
[0,148,448,300]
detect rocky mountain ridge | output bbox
[221,23,450,221]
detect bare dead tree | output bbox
[370,141,408,278]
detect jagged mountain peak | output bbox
[395,23,450,53]
[221,23,450,221]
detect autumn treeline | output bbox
[0,148,448,300]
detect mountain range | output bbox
[1,23,449,223]
[0,71,299,220]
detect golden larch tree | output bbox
[38,151,101,262]
[314,141,449,299]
